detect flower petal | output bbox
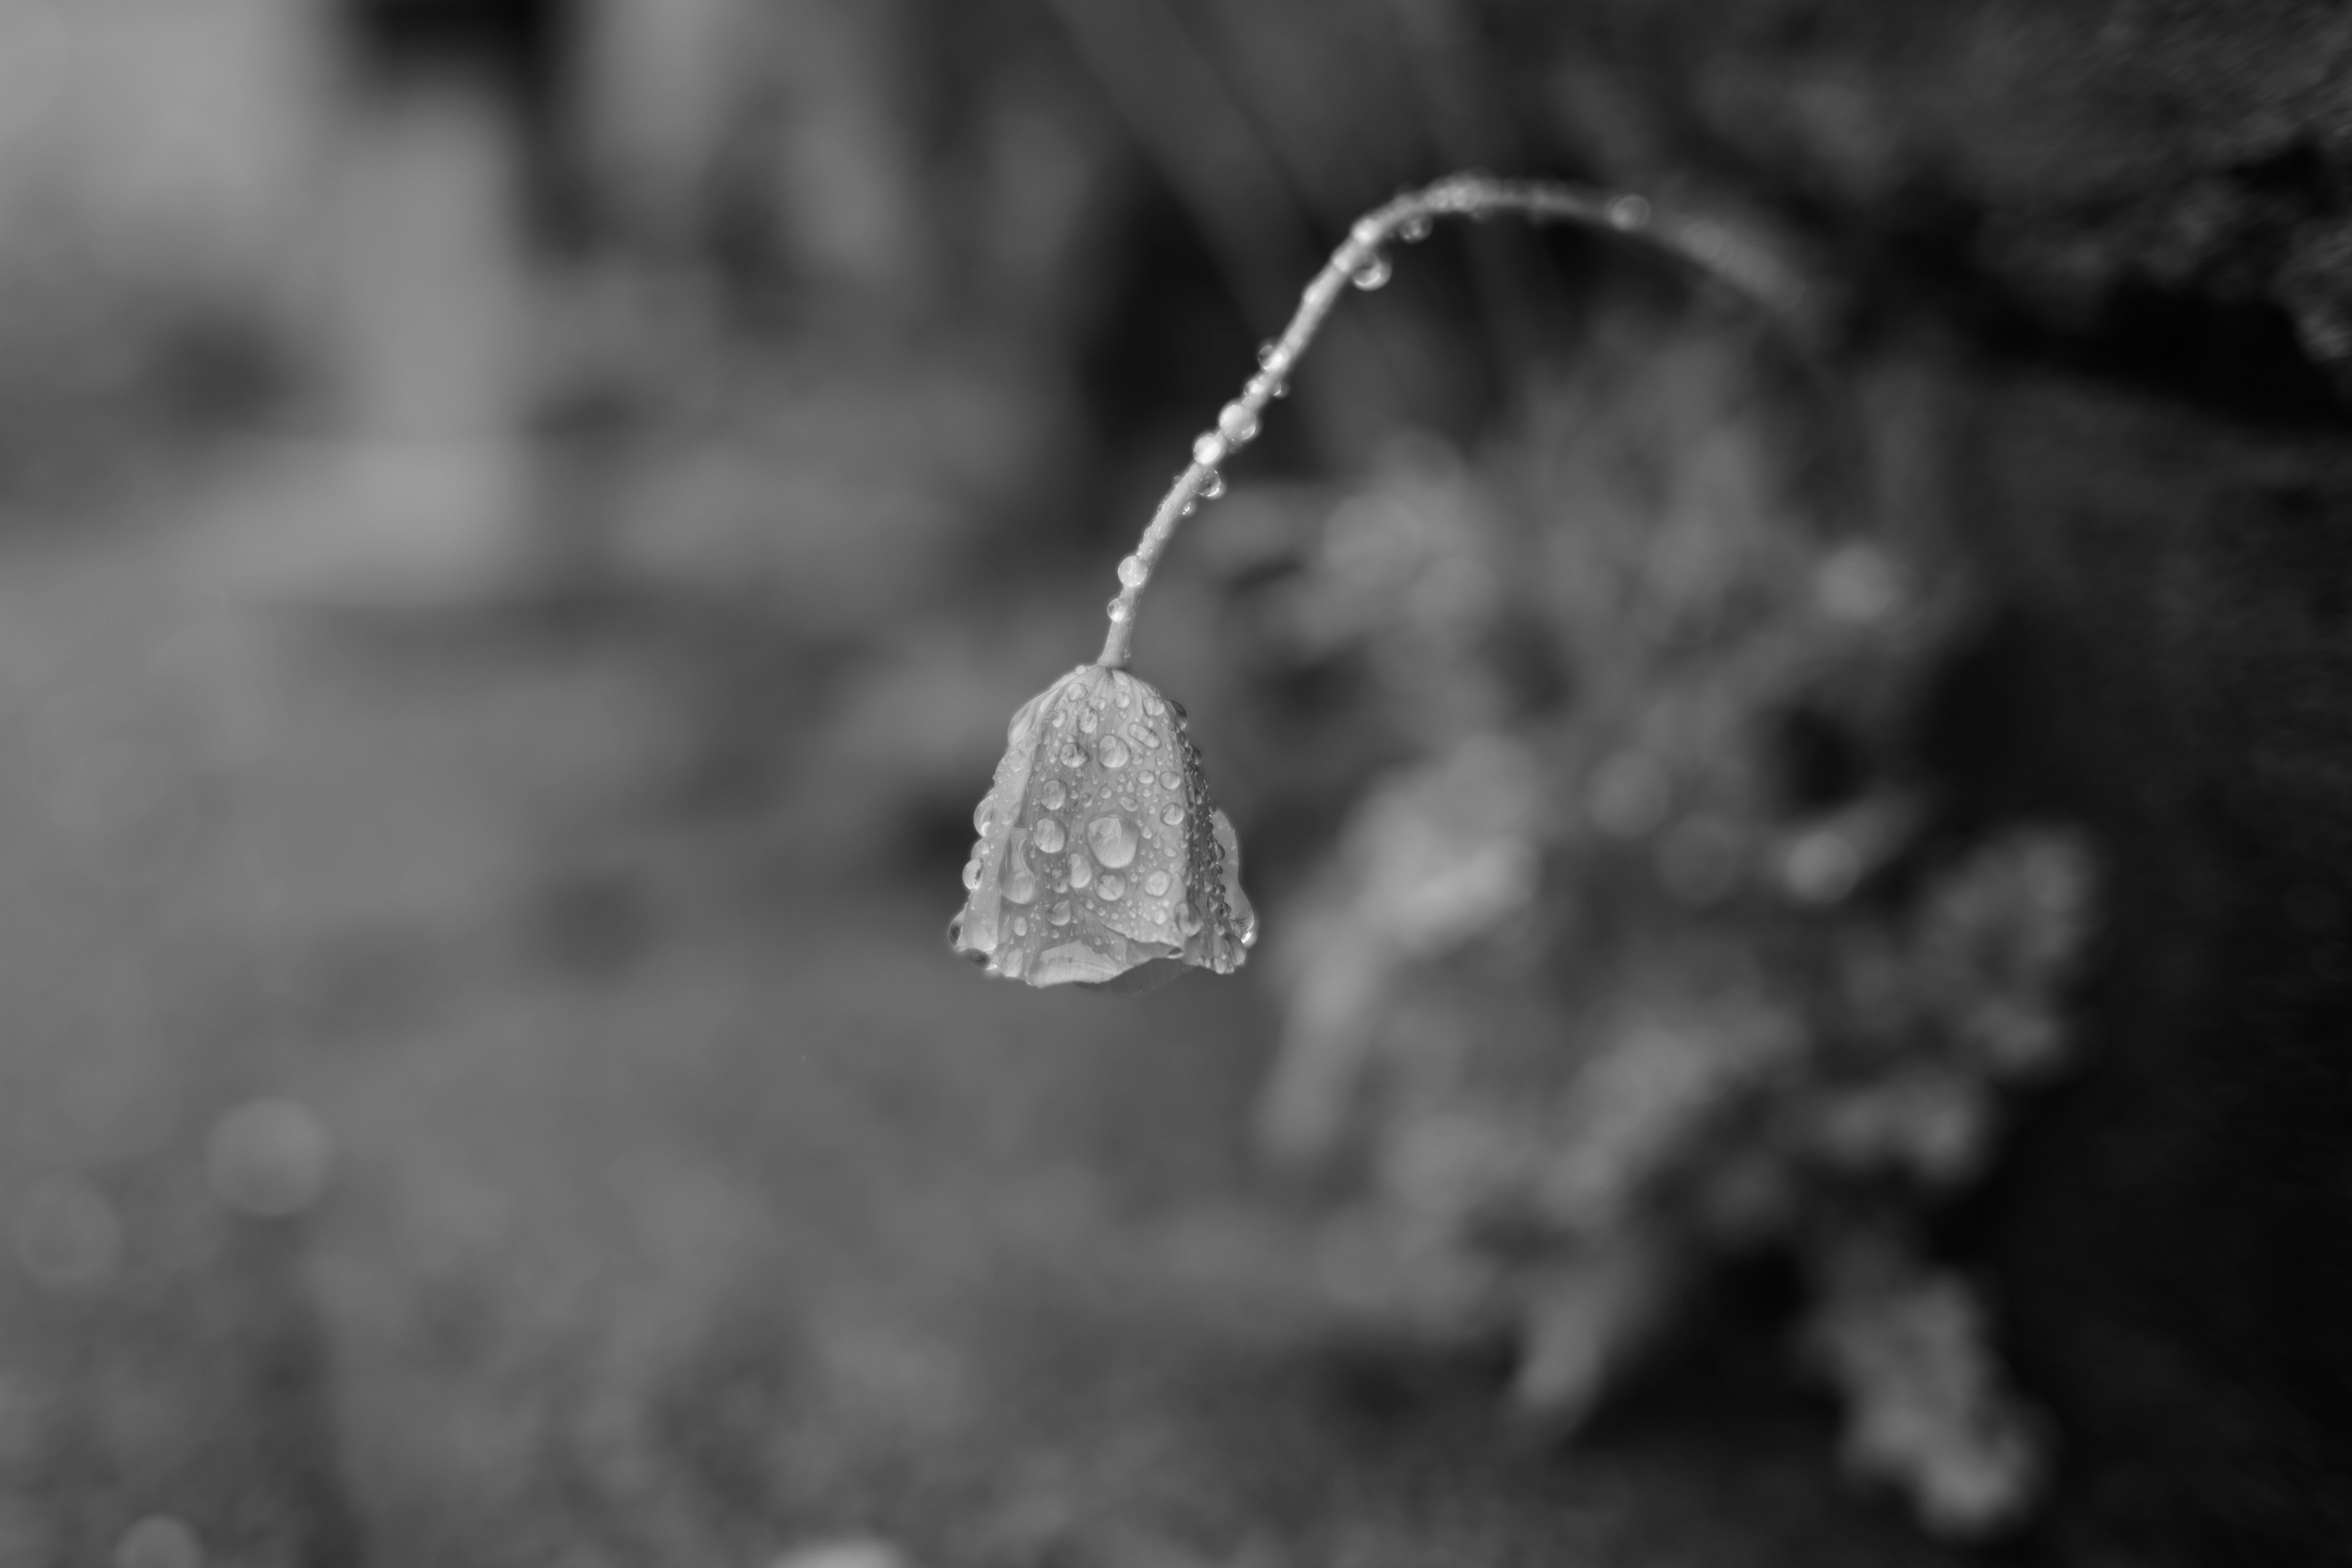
[949,665,1254,989]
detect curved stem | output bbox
[1096,172,1803,669]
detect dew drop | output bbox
[973,797,995,833]
[1000,945,1028,979]
[1200,473,1226,500]
[1003,835,1039,905]
[962,858,982,890]
[1098,873,1126,900]
[1352,253,1392,290]
[1137,727,1161,750]
[1177,902,1204,935]
[1193,432,1227,467]
[1032,817,1066,853]
[1400,214,1433,242]
[1218,402,1260,444]
[1161,802,1185,826]
[1257,341,1283,369]
[1153,908,1168,925]
[1158,771,1180,790]
[1049,899,1073,927]
[1060,744,1085,769]
[1087,815,1140,869]
[1038,778,1066,810]
[1098,736,1131,769]
[1107,598,1131,624]
[1013,916,1028,937]
[1144,696,1165,716]
[1068,852,1093,890]
[1144,870,1171,897]
[1117,554,1148,588]
[1607,193,1650,231]
[1077,707,1098,734]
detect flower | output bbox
[948,664,1256,990]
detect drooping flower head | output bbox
[949,664,1255,989]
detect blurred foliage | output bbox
[1202,307,2097,1538]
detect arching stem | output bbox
[1096,172,1802,669]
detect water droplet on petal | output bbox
[1177,902,1203,935]
[1087,815,1139,869]
[1077,707,1098,734]
[1352,253,1392,290]
[1144,696,1165,716]
[1117,554,1148,588]
[1049,899,1072,926]
[1137,728,1161,750]
[1144,870,1171,897]
[1098,735,1131,769]
[1060,744,1085,769]
[973,797,995,833]
[1032,817,1066,854]
[1161,802,1185,826]
[1098,873,1126,900]
[1068,853,1093,890]
[1000,944,1028,978]
[1158,771,1180,790]
[962,858,982,890]
[1038,778,1066,810]
[1003,833,1039,905]
[1013,916,1028,937]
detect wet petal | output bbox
[949,664,1255,989]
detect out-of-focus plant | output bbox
[946,174,2095,1537]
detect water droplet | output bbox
[1012,916,1028,937]
[1098,873,1126,900]
[973,797,995,833]
[1137,727,1161,750]
[1352,254,1392,290]
[1200,473,1226,500]
[1038,778,1066,810]
[1400,214,1433,242]
[1118,794,1137,811]
[1218,402,1259,444]
[1144,696,1165,716]
[1068,852,1094,889]
[1049,899,1073,927]
[1351,217,1384,246]
[1144,870,1171,897]
[1087,815,1139,869]
[1177,902,1204,935]
[962,858,982,890]
[1000,944,1028,979]
[1060,744,1085,769]
[1161,802,1185,826]
[1099,736,1131,769]
[1077,707,1098,734]
[1607,194,1649,231]
[1106,598,1131,624]
[1193,432,1226,466]
[1257,341,1283,369]
[1003,834,1039,905]
[1032,817,1066,854]
[1117,554,1148,588]
[1153,908,1168,925]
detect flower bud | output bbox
[949,664,1255,990]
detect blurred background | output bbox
[2,2,2349,1564]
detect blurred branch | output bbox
[1041,0,1315,325]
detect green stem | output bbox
[1096,171,1802,669]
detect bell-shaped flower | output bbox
[949,663,1255,990]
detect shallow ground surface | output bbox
[0,470,1956,1567]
